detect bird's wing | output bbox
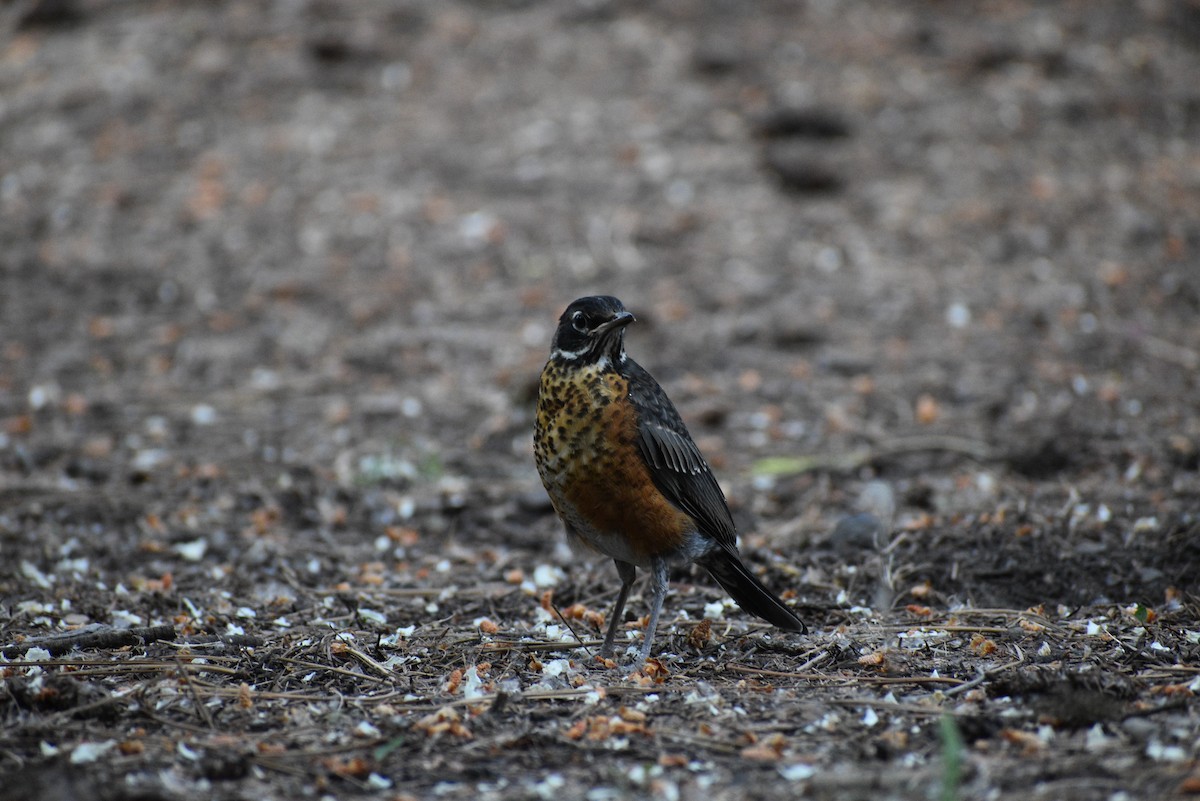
[624,359,738,548]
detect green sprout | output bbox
[939,714,964,801]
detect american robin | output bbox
[533,295,806,662]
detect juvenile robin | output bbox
[533,295,806,662]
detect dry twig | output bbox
[1,623,176,658]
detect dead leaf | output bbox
[969,633,997,656]
[687,619,712,650]
[1000,728,1045,754]
[858,650,887,668]
[415,706,472,739]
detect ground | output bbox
[1,0,1199,799]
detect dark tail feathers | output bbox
[698,547,807,634]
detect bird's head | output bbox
[549,295,636,366]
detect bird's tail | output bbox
[698,546,807,633]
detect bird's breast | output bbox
[534,361,695,563]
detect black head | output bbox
[549,295,636,365]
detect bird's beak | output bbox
[594,311,635,337]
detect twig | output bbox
[725,664,835,681]
[862,675,964,686]
[1121,698,1193,719]
[252,739,387,760]
[942,607,1049,618]
[655,729,742,755]
[726,664,965,687]
[938,607,1065,631]
[340,645,397,680]
[46,687,136,721]
[175,655,215,729]
[382,684,661,713]
[251,757,313,778]
[550,601,591,657]
[481,639,604,653]
[310,584,515,599]
[277,656,390,684]
[938,669,991,699]
[1141,664,1200,674]
[170,633,266,650]
[2,623,176,658]
[884,624,1010,634]
[133,684,213,736]
[794,649,831,673]
[1110,324,1200,369]
[517,686,657,701]
[5,659,242,677]
[188,680,409,705]
[823,698,958,716]
[65,662,239,677]
[941,656,1025,698]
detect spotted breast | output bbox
[534,358,695,568]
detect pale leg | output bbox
[637,556,670,663]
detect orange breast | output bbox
[536,364,694,562]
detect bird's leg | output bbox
[600,560,637,658]
[637,556,670,664]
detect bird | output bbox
[533,295,806,662]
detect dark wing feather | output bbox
[624,358,738,549]
[699,546,807,632]
[625,357,807,633]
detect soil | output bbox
[2,1,1199,799]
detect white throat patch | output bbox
[549,342,625,368]
[550,345,588,362]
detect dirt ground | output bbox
[2,1,1199,799]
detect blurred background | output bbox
[2,3,1199,796]
[1,0,1198,594]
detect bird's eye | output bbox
[571,311,588,333]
